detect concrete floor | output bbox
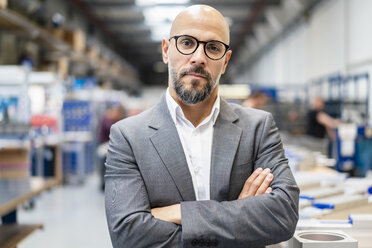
[18,173,112,248]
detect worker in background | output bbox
[97,103,126,191]
[243,91,268,109]
[306,97,340,140]
[105,5,299,247]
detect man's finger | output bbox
[265,187,272,194]
[246,168,271,196]
[238,167,262,199]
[255,173,273,196]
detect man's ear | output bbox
[221,50,232,74]
[162,39,169,64]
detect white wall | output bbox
[234,0,372,124]
[347,0,372,68]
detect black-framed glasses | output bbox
[169,35,230,60]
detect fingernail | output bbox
[267,173,273,180]
[256,168,263,173]
[264,168,270,173]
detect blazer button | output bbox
[191,239,198,246]
[212,240,219,246]
[205,240,212,247]
[199,239,205,246]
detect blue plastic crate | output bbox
[62,100,93,132]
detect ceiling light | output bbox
[136,0,189,6]
[142,6,187,41]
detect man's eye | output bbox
[207,43,221,53]
[180,39,194,47]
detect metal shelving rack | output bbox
[306,72,370,125]
[0,66,31,137]
[306,72,371,175]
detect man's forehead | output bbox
[170,5,230,43]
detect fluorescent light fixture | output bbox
[29,85,46,114]
[142,6,187,41]
[150,23,172,41]
[136,0,189,6]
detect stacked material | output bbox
[0,141,30,179]
[295,169,372,248]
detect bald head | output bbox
[170,5,230,44]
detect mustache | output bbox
[179,67,212,81]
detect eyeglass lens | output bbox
[176,36,226,60]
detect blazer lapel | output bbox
[148,96,196,201]
[210,99,242,201]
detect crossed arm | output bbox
[106,114,299,247]
[151,167,274,224]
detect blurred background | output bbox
[0,0,371,247]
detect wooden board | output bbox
[0,170,29,179]
[0,224,43,248]
[0,148,29,164]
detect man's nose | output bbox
[190,44,207,66]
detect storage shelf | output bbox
[0,8,70,53]
[0,8,139,86]
[0,177,60,217]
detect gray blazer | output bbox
[105,95,299,248]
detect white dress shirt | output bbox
[166,88,220,200]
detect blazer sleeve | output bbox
[105,124,182,248]
[181,113,299,248]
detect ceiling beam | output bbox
[99,18,144,24]
[116,33,152,40]
[192,0,280,7]
[82,1,134,7]
[98,11,267,26]
[231,0,268,58]
[68,0,141,70]
[84,0,281,8]
[68,0,119,44]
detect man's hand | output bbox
[238,167,273,199]
[151,204,181,225]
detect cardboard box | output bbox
[46,28,86,52]
[87,46,100,60]
[0,0,7,9]
[112,61,122,75]
[57,56,69,79]
[47,28,66,40]
[0,33,17,64]
[65,29,86,52]
[99,56,109,69]
[0,148,29,164]
[0,148,30,179]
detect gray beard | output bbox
[169,64,219,105]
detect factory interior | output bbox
[0,0,372,247]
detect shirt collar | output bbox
[166,87,220,127]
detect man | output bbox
[105,5,299,248]
[98,103,126,191]
[306,97,340,139]
[243,91,269,109]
